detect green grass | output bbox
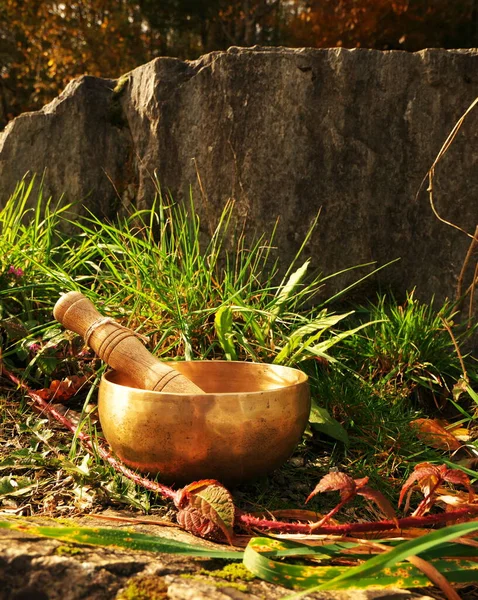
[339,292,477,406]
[0,176,477,524]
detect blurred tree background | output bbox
[1,0,477,128]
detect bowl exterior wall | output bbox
[98,361,310,484]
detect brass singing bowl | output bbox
[98,361,310,485]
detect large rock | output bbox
[1,47,477,305]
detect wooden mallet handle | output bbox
[53,291,204,394]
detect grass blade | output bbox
[0,520,242,558]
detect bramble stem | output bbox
[2,368,176,500]
[239,506,478,534]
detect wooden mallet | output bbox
[53,291,204,394]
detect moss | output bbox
[181,562,255,592]
[116,576,168,600]
[54,544,82,556]
[179,574,249,593]
[201,562,255,582]
[109,74,130,129]
[113,74,131,95]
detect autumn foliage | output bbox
[1,0,477,128]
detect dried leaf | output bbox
[436,491,477,510]
[410,419,462,451]
[446,423,470,442]
[35,375,87,403]
[305,471,357,504]
[175,480,235,543]
[267,509,326,522]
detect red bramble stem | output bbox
[238,507,478,534]
[2,367,176,500]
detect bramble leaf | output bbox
[357,486,398,524]
[305,471,356,504]
[399,463,441,509]
[399,463,474,515]
[175,480,235,543]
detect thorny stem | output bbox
[239,507,478,535]
[469,261,478,324]
[2,368,176,501]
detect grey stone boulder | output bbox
[1,47,478,306]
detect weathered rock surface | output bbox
[0,516,437,600]
[1,47,478,304]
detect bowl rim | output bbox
[101,360,309,397]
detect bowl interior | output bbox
[104,360,308,395]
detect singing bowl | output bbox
[98,361,310,485]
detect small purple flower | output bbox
[28,342,42,354]
[8,265,24,278]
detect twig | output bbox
[441,318,468,383]
[416,97,478,241]
[456,225,478,302]
[468,261,478,324]
[407,555,461,600]
[87,513,177,527]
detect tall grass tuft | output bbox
[14,187,374,364]
[339,292,477,406]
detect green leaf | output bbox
[466,383,478,405]
[0,476,35,497]
[273,312,352,365]
[0,450,59,471]
[271,260,310,318]
[309,403,349,445]
[306,321,381,360]
[0,520,242,558]
[214,305,237,361]
[243,535,478,595]
[244,538,421,589]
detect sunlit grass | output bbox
[0,176,477,521]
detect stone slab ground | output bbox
[0,513,438,600]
